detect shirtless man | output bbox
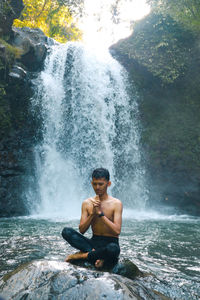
[62,168,123,268]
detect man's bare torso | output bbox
[84,196,121,237]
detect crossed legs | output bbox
[61,227,120,268]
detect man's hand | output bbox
[90,196,101,215]
[79,198,98,234]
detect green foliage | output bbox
[0,39,22,60]
[13,0,82,43]
[115,13,195,84]
[147,0,200,32]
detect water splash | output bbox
[30,42,147,217]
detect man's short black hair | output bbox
[92,168,110,181]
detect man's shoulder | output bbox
[82,198,93,206]
[109,196,122,206]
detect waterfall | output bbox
[30,42,147,218]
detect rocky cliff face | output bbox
[110,13,200,215]
[0,1,51,217]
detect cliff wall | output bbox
[0,0,49,216]
[110,13,200,215]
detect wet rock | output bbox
[9,62,27,80]
[112,259,144,279]
[0,260,170,300]
[71,258,144,280]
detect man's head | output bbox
[92,168,110,181]
[91,168,111,196]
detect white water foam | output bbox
[123,208,200,221]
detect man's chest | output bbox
[100,202,115,219]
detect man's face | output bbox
[91,177,111,196]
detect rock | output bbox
[0,0,57,218]
[9,62,27,80]
[0,4,55,217]
[112,259,144,280]
[11,27,55,71]
[0,260,170,300]
[0,80,37,217]
[0,27,50,217]
[70,258,144,280]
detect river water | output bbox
[0,214,199,299]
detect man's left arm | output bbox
[99,201,123,236]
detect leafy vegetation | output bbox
[147,0,200,32]
[113,13,195,84]
[0,39,22,60]
[13,0,82,43]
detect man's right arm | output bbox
[79,200,95,234]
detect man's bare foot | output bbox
[65,251,88,262]
[95,259,104,268]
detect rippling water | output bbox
[0,214,200,299]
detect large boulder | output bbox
[0,260,170,300]
[11,27,55,72]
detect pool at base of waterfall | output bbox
[0,215,199,299]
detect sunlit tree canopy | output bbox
[13,0,82,43]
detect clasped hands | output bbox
[90,195,102,215]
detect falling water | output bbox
[30,42,147,217]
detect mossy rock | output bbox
[111,13,196,85]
